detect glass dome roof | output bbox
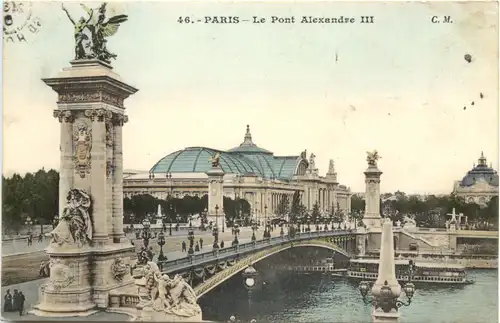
[150,126,305,179]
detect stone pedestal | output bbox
[372,309,400,323]
[31,59,138,317]
[206,166,225,229]
[363,163,383,230]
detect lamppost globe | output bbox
[358,281,370,298]
[245,277,255,288]
[403,282,415,299]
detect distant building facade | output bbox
[453,152,499,206]
[123,125,352,217]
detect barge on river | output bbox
[346,258,474,285]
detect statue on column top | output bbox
[210,152,221,168]
[366,150,381,166]
[62,3,128,63]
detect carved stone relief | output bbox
[58,92,100,104]
[106,161,115,179]
[57,88,125,108]
[48,258,74,291]
[111,258,129,282]
[105,122,114,147]
[73,123,92,178]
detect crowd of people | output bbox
[3,289,26,315]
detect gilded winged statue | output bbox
[366,150,381,166]
[62,3,128,62]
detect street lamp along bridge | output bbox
[156,229,356,299]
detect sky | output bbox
[2,1,499,194]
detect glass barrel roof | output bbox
[150,147,301,179]
[151,147,262,175]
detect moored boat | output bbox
[347,258,474,285]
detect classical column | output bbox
[87,109,111,244]
[363,154,383,230]
[111,114,128,242]
[54,110,74,216]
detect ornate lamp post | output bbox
[187,216,195,255]
[242,265,259,309]
[251,220,257,242]
[358,219,416,321]
[222,208,225,233]
[202,208,208,231]
[25,216,33,235]
[232,223,240,246]
[263,205,270,239]
[157,231,167,261]
[141,218,156,248]
[213,205,220,250]
[359,280,415,314]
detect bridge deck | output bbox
[159,230,355,273]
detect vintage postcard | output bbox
[2,1,499,322]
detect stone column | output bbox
[84,109,111,245]
[207,166,225,229]
[34,60,138,317]
[54,110,74,216]
[363,160,383,230]
[112,114,128,242]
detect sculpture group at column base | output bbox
[31,243,136,318]
[132,262,203,322]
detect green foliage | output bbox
[350,195,365,213]
[123,193,250,227]
[276,195,290,216]
[2,169,59,233]
[311,202,321,224]
[368,192,499,228]
[290,190,306,224]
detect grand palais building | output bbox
[123,126,352,216]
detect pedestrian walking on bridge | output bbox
[182,241,187,252]
[199,237,204,249]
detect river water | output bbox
[199,269,498,323]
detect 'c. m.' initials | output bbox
[360,16,374,24]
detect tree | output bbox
[2,170,59,234]
[276,195,290,217]
[350,195,365,213]
[290,191,303,224]
[311,202,321,224]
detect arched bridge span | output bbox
[194,238,352,299]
